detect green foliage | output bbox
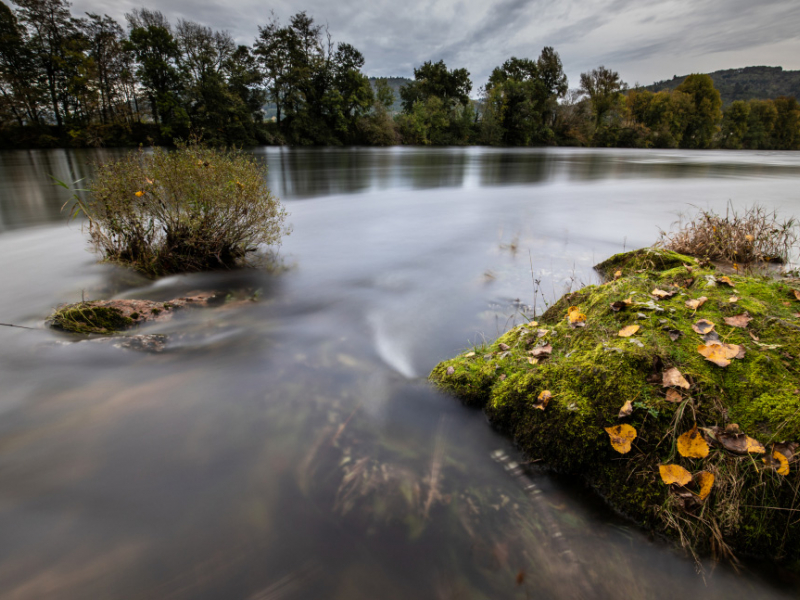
[399,60,471,114]
[675,74,722,148]
[72,143,289,277]
[720,100,750,148]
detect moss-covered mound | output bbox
[430,248,800,568]
[49,293,217,334]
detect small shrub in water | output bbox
[658,203,798,264]
[69,144,289,277]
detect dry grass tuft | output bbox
[658,204,798,264]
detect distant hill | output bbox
[644,66,800,105]
[369,76,412,112]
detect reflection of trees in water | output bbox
[0,148,125,232]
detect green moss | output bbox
[430,248,800,568]
[49,303,133,334]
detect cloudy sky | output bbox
[70,0,800,90]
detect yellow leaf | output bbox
[677,425,709,459]
[527,357,539,365]
[745,234,754,243]
[618,325,640,337]
[659,464,692,486]
[618,400,633,418]
[613,270,622,280]
[718,276,735,287]
[773,451,790,476]
[746,436,766,454]
[604,424,637,454]
[662,367,690,389]
[464,352,476,357]
[135,190,144,197]
[685,296,707,310]
[652,288,676,299]
[697,342,741,367]
[694,471,714,500]
[623,297,633,305]
[567,306,587,328]
[533,390,552,410]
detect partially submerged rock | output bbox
[48,293,216,335]
[431,247,800,569]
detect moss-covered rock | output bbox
[48,293,217,334]
[430,248,800,569]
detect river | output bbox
[0,147,798,599]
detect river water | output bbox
[0,147,799,599]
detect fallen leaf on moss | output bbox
[533,390,552,410]
[652,289,676,299]
[605,424,637,454]
[665,389,683,403]
[618,400,633,418]
[613,270,622,280]
[659,464,692,486]
[683,263,694,273]
[465,352,476,358]
[567,306,587,328]
[766,450,790,476]
[685,297,708,310]
[623,297,633,306]
[718,276,735,287]
[610,301,626,312]
[526,357,539,365]
[528,344,552,357]
[446,366,455,375]
[717,432,766,455]
[667,329,682,342]
[793,290,800,301]
[773,442,798,461]
[724,314,752,328]
[536,329,549,338]
[498,343,510,351]
[729,296,739,303]
[697,342,741,367]
[694,471,714,500]
[691,319,715,335]
[749,331,759,341]
[677,425,710,459]
[499,374,507,381]
[618,325,640,337]
[663,367,690,389]
[525,320,539,328]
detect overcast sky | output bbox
[70,0,800,91]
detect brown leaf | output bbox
[652,288,676,299]
[533,390,552,411]
[717,432,766,455]
[718,276,735,287]
[618,325,640,337]
[667,329,682,342]
[749,331,760,342]
[729,296,739,303]
[618,400,633,418]
[793,290,800,301]
[659,464,692,486]
[610,301,626,312]
[691,319,715,335]
[773,441,798,461]
[613,270,622,280]
[662,367,690,389]
[528,344,552,358]
[697,342,741,367]
[677,425,710,459]
[683,263,694,273]
[567,306,586,328]
[516,569,525,586]
[499,374,507,381]
[694,471,714,500]
[665,389,684,403]
[605,424,637,454]
[498,343,511,351]
[685,296,708,310]
[536,329,549,338]
[724,313,752,328]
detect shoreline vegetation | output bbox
[430,209,800,571]
[2,2,800,150]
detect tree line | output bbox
[1,0,799,150]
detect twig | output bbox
[0,322,36,330]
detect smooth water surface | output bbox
[0,147,799,599]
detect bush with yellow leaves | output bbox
[66,143,289,277]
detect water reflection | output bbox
[0,148,799,598]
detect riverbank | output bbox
[430,247,800,569]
